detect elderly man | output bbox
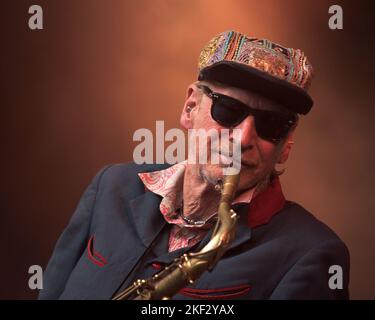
[40,31,350,300]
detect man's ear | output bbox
[277,126,297,164]
[180,83,200,129]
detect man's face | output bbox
[180,81,295,193]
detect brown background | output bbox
[2,0,374,299]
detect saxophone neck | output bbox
[219,172,240,205]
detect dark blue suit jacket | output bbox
[39,163,350,300]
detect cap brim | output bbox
[198,61,313,115]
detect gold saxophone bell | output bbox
[113,171,240,300]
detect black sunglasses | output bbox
[197,84,297,143]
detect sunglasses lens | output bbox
[206,87,295,143]
[211,98,248,127]
[255,111,293,141]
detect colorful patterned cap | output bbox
[198,30,314,114]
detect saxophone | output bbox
[113,171,240,300]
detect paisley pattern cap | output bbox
[198,30,314,114]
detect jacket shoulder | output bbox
[270,201,348,249]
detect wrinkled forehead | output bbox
[198,80,291,113]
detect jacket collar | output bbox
[247,175,285,228]
[128,191,166,248]
[137,161,255,228]
[129,163,285,249]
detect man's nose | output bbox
[236,115,257,147]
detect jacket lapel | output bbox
[128,191,167,247]
[96,191,167,300]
